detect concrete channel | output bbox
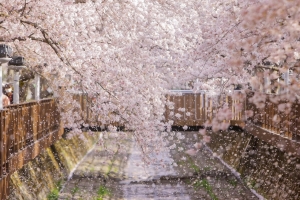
[59,132,259,200]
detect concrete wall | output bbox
[9,132,100,200]
[207,130,300,200]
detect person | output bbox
[3,84,13,104]
[2,93,10,106]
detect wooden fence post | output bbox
[0,109,11,199]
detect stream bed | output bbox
[59,132,259,200]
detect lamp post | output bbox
[8,57,26,104]
[0,44,13,110]
[284,69,290,94]
[35,73,40,101]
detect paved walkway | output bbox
[59,132,258,200]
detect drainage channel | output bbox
[59,132,259,200]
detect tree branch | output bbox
[20,20,83,77]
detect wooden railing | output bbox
[247,94,300,141]
[165,91,300,145]
[72,93,122,128]
[165,91,300,143]
[165,92,245,127]
[0,98,61,200]
[164,90,300,160]
[72,93,92,124]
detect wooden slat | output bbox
[0,98,61,199]
[289,102,297,141]
[164,95,172,123]
[195,93,203,125]
[0,175,9,200]
[173,95,185,126]
[294,102,300,141]
[184,94,195,126]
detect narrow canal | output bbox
[59,132,259,200]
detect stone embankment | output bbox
[8,129,299,199]
[207,129,300,200]
[9,132,101,200]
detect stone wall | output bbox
[9,132,100,200]
[207,130,300,200]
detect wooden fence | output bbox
[165,92,245,127]
[166,91,300,142]
[72,93,122,128]
[247,94,300,141]
[0,98,61,200]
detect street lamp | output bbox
[0,44,13,109]
[35,73,40,101]
[8,57,27,104]
[34,64,45,101]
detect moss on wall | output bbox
[9,132,100,200]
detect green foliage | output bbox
[71,186,80,196]
[186,155,200,173]
[203,166,211,171]
[47,188,59,200]
[47,180,63,200]
[190,163,200,173]
[193,179,218,200]
[56,180,63,191]
[249,180,256,189]
[95,185,111,200]
[244,177,256,189]
[176,160,185,166]
[227,179,238,188]
[90,166,95,173]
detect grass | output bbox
[47,189,59,200]
[177,149,222,200]
[71,186,80,196]
[47,180,63,200]
[177,160,185,166]
[249,180,256,189]
[95,185,111,200]
[243,177,256,189]
[90,166,95,173]
[190,163,201,173]
[203,166,211,171]
[185,155,201,173]
[193,179,218,200]
[227,179,238,188]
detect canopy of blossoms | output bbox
[1,0,299,160]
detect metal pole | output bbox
[0,58,12,109]
[35,74,40,100]
[0,64,2,109]
[13,70,20,104]
[264,77,271,94]
[284,69,289,93]
[276,76,280,94]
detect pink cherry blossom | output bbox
[185,149,197,156]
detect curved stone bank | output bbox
[8,132,101,200]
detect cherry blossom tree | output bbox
[0,0,205,162]
[1,0,300,160]
[191,0,300,95]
